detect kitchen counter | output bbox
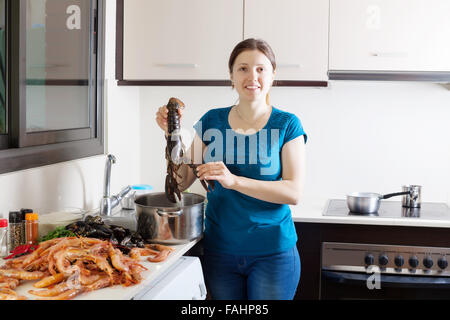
[1,238,200,300]
[291,198,450,228]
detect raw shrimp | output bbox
[0,269,45,281]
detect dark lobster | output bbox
[165,97,214,203]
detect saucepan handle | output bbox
[156,209,182,216]
[381,191,411,199]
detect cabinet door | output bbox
[244,0,329,81]
[123,0,242,80]
[329,0,450,72]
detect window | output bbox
[0,0,104,174]
[0,0,6,145]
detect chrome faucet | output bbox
[100,154,131,216]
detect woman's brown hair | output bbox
[228,38,276,105]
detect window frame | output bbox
[0,0,104,174]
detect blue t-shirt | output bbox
[193,106,307,255]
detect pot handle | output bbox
[381,191,411,199]
[156,209,182,216]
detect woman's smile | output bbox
[244,84,261,92]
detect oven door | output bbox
[321,270,450,300]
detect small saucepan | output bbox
[347,191,411,214]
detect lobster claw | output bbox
[200,178,215,192]
[188,164,214,193]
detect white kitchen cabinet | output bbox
[329,0,450,72]
[122,0,242,80]
[244,0,329,81]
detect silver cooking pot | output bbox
[347,191,411,214]
[134,192,205,244]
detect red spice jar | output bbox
[25,213,39,245]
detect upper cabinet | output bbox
[329,0,450,76]
[244,0,329,82]
[121,0,242,81]
[118,0,328,85]
[119,0,450,84]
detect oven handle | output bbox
[322,270,450,288]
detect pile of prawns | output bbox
[0,236,173,300]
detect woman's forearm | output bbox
[231,176,302,205]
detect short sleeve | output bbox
[193,110,209,143]
[283,114,307,145]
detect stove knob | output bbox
[378,254,389,266]
[409,256,419,269]
[438,257,448,270]
[394,255,404,268]
[365,254,375,266]
[423,256,433,269]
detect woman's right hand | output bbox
[155,105,184,134]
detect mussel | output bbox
[65,215,145,249]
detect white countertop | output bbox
[1,238,200,300]
[291,198,450,228]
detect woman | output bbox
[155,38,307,300]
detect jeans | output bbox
[201,246,301,300]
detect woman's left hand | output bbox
[196,161,237,190]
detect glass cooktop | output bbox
[323,199,450,220]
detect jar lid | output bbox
[25,213,39,221]
[20,208,33,220]
[9,211,22,223]
[0,219,7,228]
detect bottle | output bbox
[20,209,33,246]
[25,213,39,245]
[8,211,24,252]
[0,218,8,258]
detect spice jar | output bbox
[8,211,24,252]
[25,213,39,245]
[20,209,33,245]
[0,218,8,258]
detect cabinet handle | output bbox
[278,63,301,68]
[29,64,69,68]
[155,63,199,68]
[370,52,408,58]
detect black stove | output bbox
[323,199,450,220]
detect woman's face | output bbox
[230,49,275,104]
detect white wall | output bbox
[140,81,450,206]
[271,81,450,204]
[1,1,449,219]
